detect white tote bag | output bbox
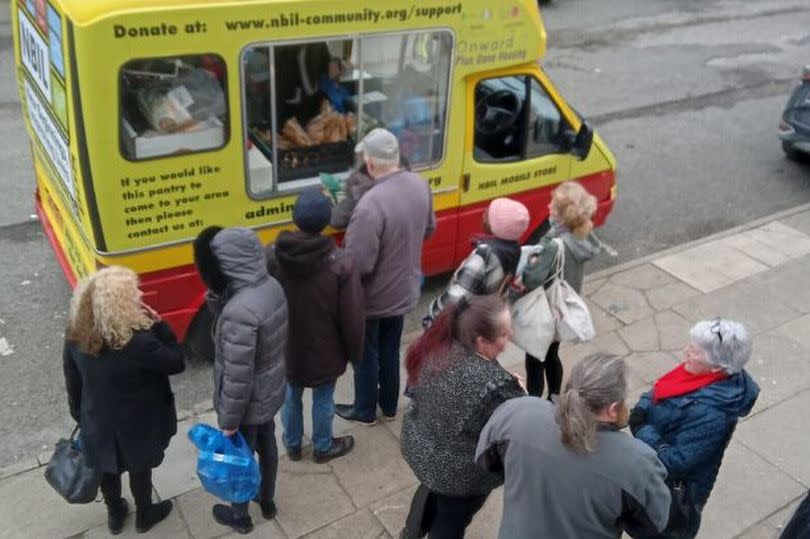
[510,284,556,359]
[548,238,595,343]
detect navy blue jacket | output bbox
[630,371,759,508]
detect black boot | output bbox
[106,498,129,535]
[313,436,355,463]
[212,504,254,534]
[135,500,173,533]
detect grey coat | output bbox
[477,397,671,539]
[207,228,288,430]
[344,169,435,318]
[401,345,525,497]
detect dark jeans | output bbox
[525,341,562,398]
[403,484,489,539]
[353,316,405,420]
[100,469,152,507]
[232,421,278,518]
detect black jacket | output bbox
[267,231,365,387]
[63,321,185,474]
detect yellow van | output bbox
[12,0,616,354]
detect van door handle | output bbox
[462,173,471,192]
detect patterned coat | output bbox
[401,345,525,497]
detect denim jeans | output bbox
[281,381,337,454]
[353,316,405,420]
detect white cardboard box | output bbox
[123,116,224,159]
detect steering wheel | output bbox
[475,90,522,137]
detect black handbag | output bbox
[658,479,700,539]
[44,425,102,504]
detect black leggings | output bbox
[403,484,489,539]
[100,470,152,507]
[525,342,562,398]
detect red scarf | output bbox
[652,363,728,403]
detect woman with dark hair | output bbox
[400,295,525,539]
[63,266,185,535]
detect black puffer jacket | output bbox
[204,228,288,430]
[401,344,525,497]
[267,231,364,387]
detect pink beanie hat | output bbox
[488,198,530,241]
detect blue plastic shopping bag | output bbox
[187,423,260,503]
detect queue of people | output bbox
[60,126,760,538]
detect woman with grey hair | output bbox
[630,318,760,538]
[476,353,671,538]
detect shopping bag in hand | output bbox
[548,238,595,343]
[44,425,102,504]
[188,423,260,503]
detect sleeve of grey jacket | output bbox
[621,444,671,537]
[344,203,382,277]
[521,240,557,291]
[216,307,258,430]
[475,398,519,478]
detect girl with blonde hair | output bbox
[517,181,607,400]
[63,266,185,535]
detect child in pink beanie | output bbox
[424,197,530,325]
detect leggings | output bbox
[100,470,152,507]
[403,484,489,539]
[525,342,562,398]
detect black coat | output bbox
[267,231,365,387]
[63,321,185,474]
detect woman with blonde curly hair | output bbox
[518,181,604,400]
[63,266,185,535]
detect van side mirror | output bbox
[571,121,594,160]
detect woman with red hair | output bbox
[400,295,525,538]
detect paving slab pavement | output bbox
[5,205,810,538]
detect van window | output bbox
[244,30,452,196]
[474,75,566,163]
[119,55,229,161]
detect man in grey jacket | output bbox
[193,226,288,535]
[336,128,435,425]
[476,354,671,539]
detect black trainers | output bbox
[287,446,302,462]
[135,500,173,533]
[252,498,278,520]
[313,436,355,463]
[212,504,254,534]
[106,498,129,535]
[335,404,376,426]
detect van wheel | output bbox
[526,218,550,245]
[184,307,214,364]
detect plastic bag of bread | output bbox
[275,134,292,150]
[281,117,312,147]
[344,113,357,136]
[305,114,328,145]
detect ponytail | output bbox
[558,388,598,453]
[556,353,626,453]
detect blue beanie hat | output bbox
[293,188,332,234]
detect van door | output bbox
[459,69,577,246]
